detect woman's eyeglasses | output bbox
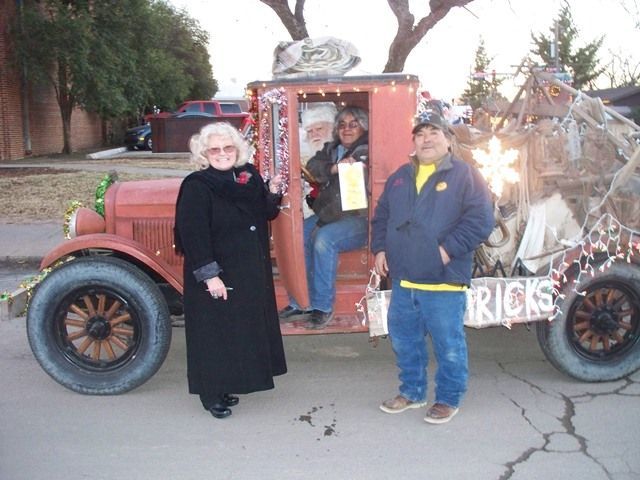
[337,120,360,130]
[206,145,236,156]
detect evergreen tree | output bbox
[530,1,604,90]
[460,38,503,110]
[11,0,217,153]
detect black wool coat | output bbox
[175,164,287,399]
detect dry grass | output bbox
[98,158,193,169]
[0,169,166,222]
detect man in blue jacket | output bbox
[371,109,494,424]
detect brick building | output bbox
[0,0,103,161]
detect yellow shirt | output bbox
[399,163,466,292]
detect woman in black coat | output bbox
[175,122,287,419]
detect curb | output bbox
[86,147,127,159]
[0,257,42,268]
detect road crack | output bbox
[494,363,639,479]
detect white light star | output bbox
[472,136,520,198]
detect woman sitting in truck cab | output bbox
[279,105,369,329]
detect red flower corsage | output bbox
[236,171,252,184]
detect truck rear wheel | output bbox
[27,256,172,395]
[536,261,640,381]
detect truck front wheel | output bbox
[27,256,172,394]
[536,261,640,381]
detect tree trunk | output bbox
[384,0,475,73]
[57,63,74,154]
[260,0,309,40]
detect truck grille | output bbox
[132,219,182,266]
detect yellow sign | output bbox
[338,162,368,211]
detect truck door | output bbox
[257,88,310,308]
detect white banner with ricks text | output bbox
[464,276,555,329]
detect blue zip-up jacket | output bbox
[371,153,495,286]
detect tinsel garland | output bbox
[63,200,84,240]
[0,257,74,315]
[247,89,259,161]
[95,172,117,217]
[258,88,290,194]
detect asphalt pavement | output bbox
[2,314,639,480]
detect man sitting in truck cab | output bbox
[279,106,369,329]
[299,103,338,219]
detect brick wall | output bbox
[0,0,103,161]
[0,0,25,161]
[27,82,103,156]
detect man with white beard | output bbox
[299,103,337,218]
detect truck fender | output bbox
[39,233,183,295]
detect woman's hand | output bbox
[205,276,228,300]
[269,174,284,194]
[331,155,363,174]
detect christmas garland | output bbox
[94,172,117,216]
[63,200,84,240]
[258,88,290,194]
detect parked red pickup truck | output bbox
[149,100,251,152]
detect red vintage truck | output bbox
[25,73,640,394]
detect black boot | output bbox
[202,394,232,419]
[206,402,232,419]
[222,393,239,407]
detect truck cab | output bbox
[247,74,420,333]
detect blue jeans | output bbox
[387,280,468,408]
[290,214,368,312]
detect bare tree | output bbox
[602,49,640,87]
[384,0,475,72]
[259,0,309,40]
[258,0,477,73]
[619,0,639,29]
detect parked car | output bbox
[123,123,152,150]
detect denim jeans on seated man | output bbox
[387,280,468,408]
[288,213,368,314]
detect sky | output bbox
[168,0,639,102]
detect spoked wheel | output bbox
[567,280,640,362]
[28,256,172,394]
[55,287,141,372]
[537,261,640,381]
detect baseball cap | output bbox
[412,109,450,134]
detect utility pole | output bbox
[552,20,560,71]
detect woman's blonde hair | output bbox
[189,122,252,170]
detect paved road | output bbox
[1,314,638,480]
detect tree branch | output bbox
[260,0,309,40]
[384,0,476,72]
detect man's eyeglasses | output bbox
[337,120,360,130]
[206,145,236,156]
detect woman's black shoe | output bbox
[207,403,232,419]
[222,393,239,407]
